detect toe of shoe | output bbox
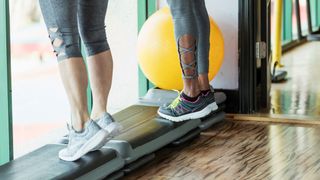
[58,148,70,160]
[158,106,174,116]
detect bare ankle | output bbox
[91,108,106,120]
[183,81,201,97]
[198,74,210,91]
[183,89,201,97]
[72,124,84,132]
[71,109,89,132]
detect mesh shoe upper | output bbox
[202,90,216,105]
[96,112,114,130]
[158,93,208,117]
[59,120,102,158]
[96,112,123,137]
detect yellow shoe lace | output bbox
[169,90,182,109]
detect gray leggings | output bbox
[168,0,210,77]
[39,0,210,76]
[39,0,109,61]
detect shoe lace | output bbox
[169,90,182,109]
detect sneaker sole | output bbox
[157,102,218,122]
[59,129,109,162]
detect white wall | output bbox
[158,0,239,90]
[106,0,138,112]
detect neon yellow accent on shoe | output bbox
[169,92,182,108]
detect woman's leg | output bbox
[192,1,217,111]
[87,51,113,120]
[167,0,201,98]
[192,0,211,92]
[39,0,89,132]
[58,59,90,131]
[78,0,122,138]
[158,0,216,122]
[78,0,112,120]
[39,0,109,161]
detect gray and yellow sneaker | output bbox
[59,120,109,161]
[95,112,123,138]
[157,92,218,122]
[202,90,219,113]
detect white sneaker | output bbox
[96,112,123,138]
[59,120,109,161]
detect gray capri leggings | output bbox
[39,0,109,61]
[167,0,210,77]
[39,0,210,77]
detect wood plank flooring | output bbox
[123,42,320,179]
[226,113,320,125]
[270,42,320,118]
[125,120,320,180]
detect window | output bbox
[292,0,299,39]
[299,0,309,36]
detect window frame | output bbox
[0,0,13,165]
[137,0,157,97]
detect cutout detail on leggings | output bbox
[48,27,67,59]
[177,35,198,79]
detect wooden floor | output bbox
[125,120,320,180]
[225,42,320,124]
[270,42,320,118]
[124,42,320,179]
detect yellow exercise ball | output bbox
[137,7,224,90]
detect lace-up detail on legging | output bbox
[178,37,198,79]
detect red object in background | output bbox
[11,44,52,59]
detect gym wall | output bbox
[105,1,139,112]
[158,0,239,90]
